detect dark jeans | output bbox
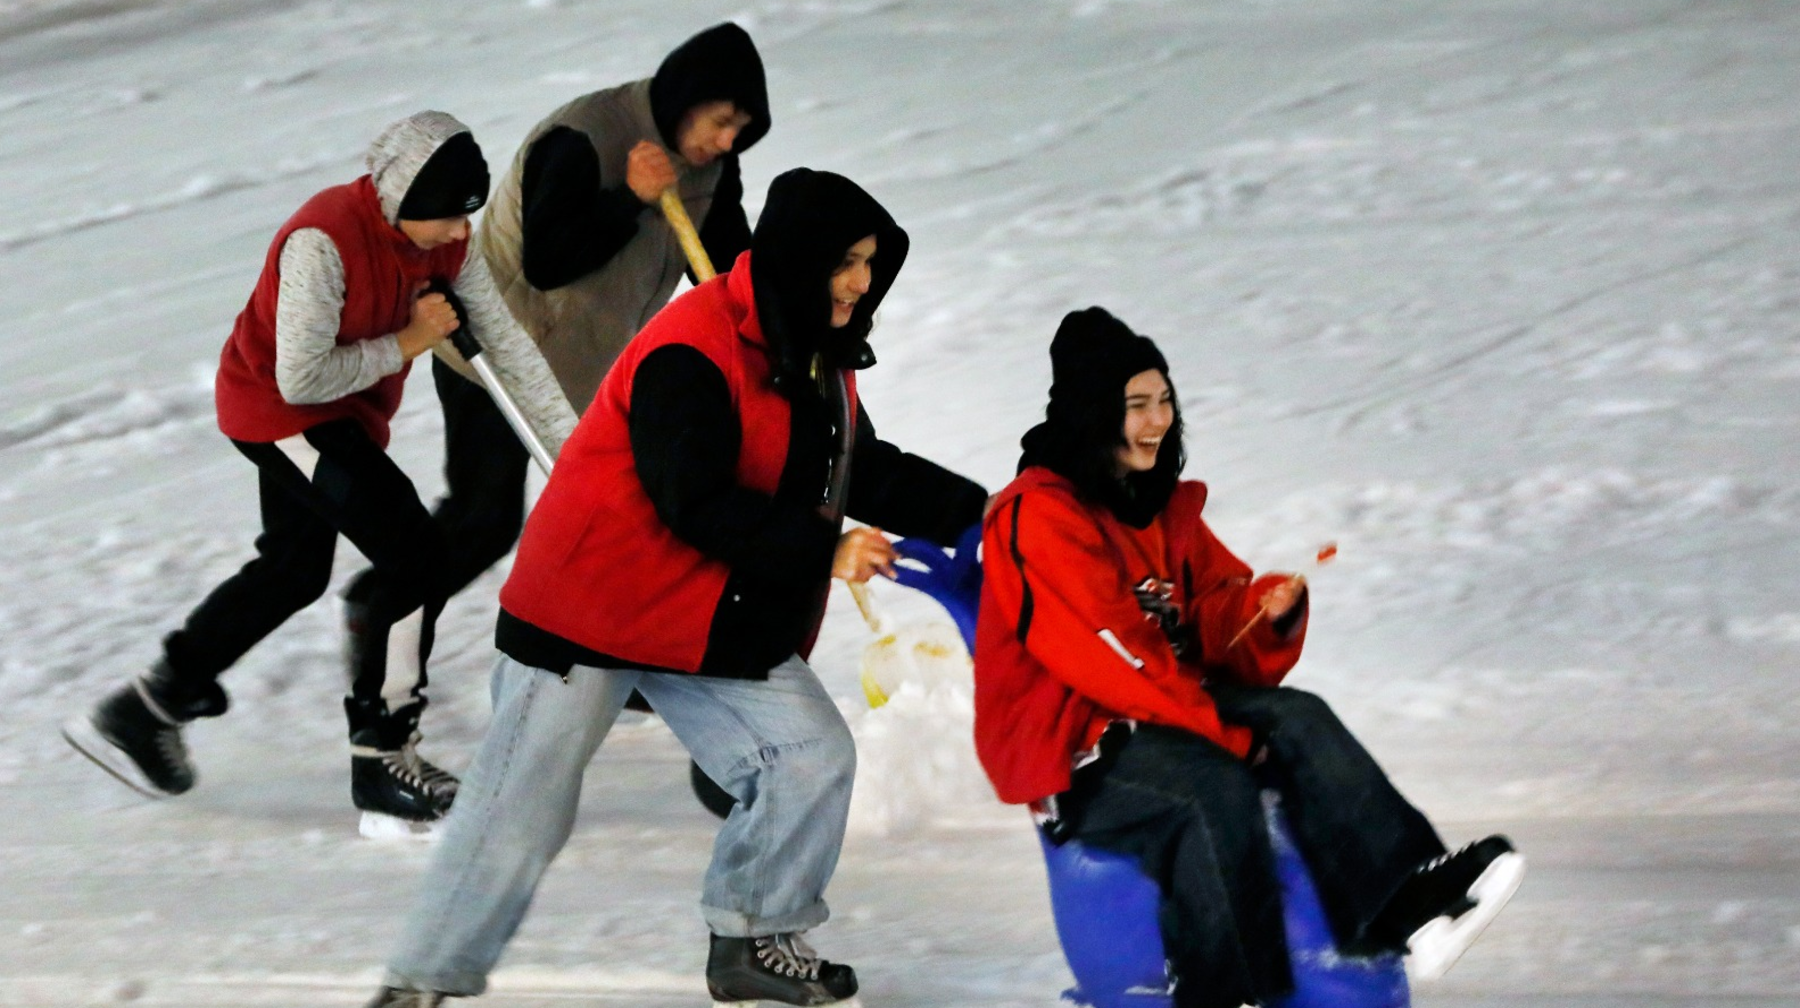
[1060,686,1445,1008]
[161,419,447,744]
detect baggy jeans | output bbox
[383,653,857,996]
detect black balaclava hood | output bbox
[1019,306,1184,528]
[750,167,909,398]
[649,22,772,156]
[396,131,489,221]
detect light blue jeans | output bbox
[383,653,856,996]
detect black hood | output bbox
[650,23,771,156]
[751,167,909,397]
[1019,307,1184,528]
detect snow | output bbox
[2,0,1797,1004]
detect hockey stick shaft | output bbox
[660,189,716,283]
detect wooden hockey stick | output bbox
[660,189,716,282]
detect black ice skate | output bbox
[351,736,458,841]
[1362,834,1526,980]
[62,673,200,798]
[362,986,448,1007]
[706,932,860,1007]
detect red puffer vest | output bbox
[499,251,855,673]
[214,175,467,447]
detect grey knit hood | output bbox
[365,110,479,225]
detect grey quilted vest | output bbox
[475,79,723,410]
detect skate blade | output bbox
[711,998,861,1008]
[358,811,444,842]
[1409,851,1526,980]
[61,716,173,799]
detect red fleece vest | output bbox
[214,176,467,447]
[500,251,855,673]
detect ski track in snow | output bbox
[2,0,1798,1004]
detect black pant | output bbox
[1060,686,1445,1008]
[342,358,529,629]
[160,419,447,744]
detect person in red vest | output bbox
[62,111,575,835]
[364,168,986,1008]
[973,308,1525,1008]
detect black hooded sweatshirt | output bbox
[497,169,987,678]
[518,22,771,291]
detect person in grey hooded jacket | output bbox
[62,111,576,836]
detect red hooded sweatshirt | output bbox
[973,467,1306,805]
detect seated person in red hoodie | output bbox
[973,307,1523,1008]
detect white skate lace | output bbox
[402,732,459,798]
[350,740,429,792]
[133,678,191,771]
[1418,837,1492,878]
[1417,847,1457,875]
[754,933,823,981]
[156,727,188,771]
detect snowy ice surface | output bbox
[2,0,1797,1005]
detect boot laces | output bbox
[754,933,823,981]
[1419,837,1493,877]
[155,726,189,771]
[399,732,458,798]
[133,678,191,771]
[384,738,428,789]
[1418,846,1458,875]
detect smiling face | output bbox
[397,215,471,250]
[676,100,754,166]
[1117,368,1174,475]
[828,234,877,329]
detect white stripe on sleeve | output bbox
[1096,628,1146,670]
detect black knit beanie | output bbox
[1020,306,1182,527]
[396,132,490,221]
[1046,306,1169,429]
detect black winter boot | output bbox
[62,662,225,797]
[706,932,859,1007]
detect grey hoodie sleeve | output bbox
[273,229,406,405]
[443,252,578,459]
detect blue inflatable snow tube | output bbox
[1037,832,1173,1008]
[892,526,1409,1008]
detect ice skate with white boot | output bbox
[706,931,861,1008]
